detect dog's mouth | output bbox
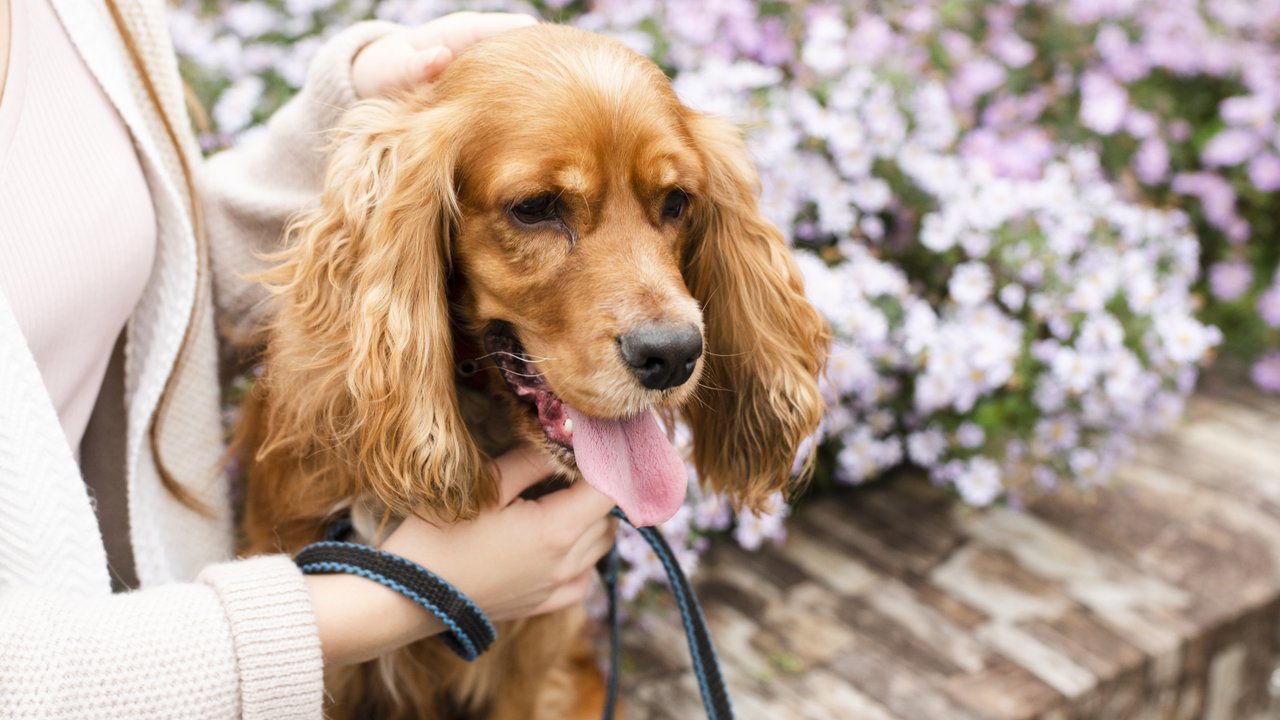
[483,323,573,451]
[483,322,687,527]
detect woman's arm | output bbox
[0,556,321,719]
[0,445,614,717]
[199,19,396,343]
[200,13,535,342]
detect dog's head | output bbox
[265,24,828,526]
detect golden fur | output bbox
[238,24,829,719]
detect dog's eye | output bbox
[510,195,560,225]
[662,190,689,220]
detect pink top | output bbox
[0,0,156,454]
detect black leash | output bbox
[294,509,734,719]
[597,507,735,720]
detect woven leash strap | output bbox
[294,538,497,662]
[599,507,735,720]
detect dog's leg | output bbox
[562,622,618,720]
[467,609,592,720]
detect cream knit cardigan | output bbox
[0,2,394,717]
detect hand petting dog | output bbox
[351,11,537,99]
[308,443,616,667]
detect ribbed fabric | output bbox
[0,2,398,717]
[198,557,324,719]
[0,0,156,455]
[0,584,240,719]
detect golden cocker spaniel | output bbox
[237,23,828,720]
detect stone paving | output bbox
[622,378,1280,719]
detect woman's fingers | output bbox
[536,477,617,526]
[531,567,597,616]
[407,12,537,54]
[351,35,414,98]
[352,12,537,99]
[416,46,453,84]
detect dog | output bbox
[236,23,828,720]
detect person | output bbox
[0,1,617,716]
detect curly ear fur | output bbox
[253,96,495,526]
[683,112,830,511]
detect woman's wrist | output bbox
[305,571,444,667]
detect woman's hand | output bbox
[381,444,618,622]
[306,443,617,667]
[351,12,537,99]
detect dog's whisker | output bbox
[698,282,724,308]
[693,376,732,394]
[470,350,556,364]
[498,370,546,379]
[687,389,714,412]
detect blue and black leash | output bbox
[294,509,734,720]
[597,507,734,720]
[295,516,498,661]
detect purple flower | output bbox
[1258,286,1280,328]
[1252,352,1280,393]
[753,17,793,66]
[989,32,1035,68]
[1124,109,1158,138]
[961,127,1054,180]
[951,58,1007,110]
[1032,465,1057,489]
[940,30,974,62]
[1080,70,1129,135]
[1067,0,1117,24]
[1248,153,1280,192]
[850,16,896,65]
[1134,137,1170,185]
[1226,217,1252,245]
[1202,128,1262,167]
[1171,172,1239,230]
[901,6,936,33]
[1140,10,1215,76]
[1095,24,1148,82]
[956,422,986,448]
[1208,261,1254,301]
[1220,94,1275,132]
[223,2,279,38]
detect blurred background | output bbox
[176,2,1280,717]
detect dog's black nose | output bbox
[618,324,703,390]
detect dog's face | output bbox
[264,25,828,526]
[453,82,706,417]
[441,33,710,519]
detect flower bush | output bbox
[178,0,1230,596]
[883,0,1280,389]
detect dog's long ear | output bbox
[682,112,830,511]
[258,98,494,521]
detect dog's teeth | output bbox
[563,418,574,434]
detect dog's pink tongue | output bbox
[565,406,687,527]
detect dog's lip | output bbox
[483,322,573,451]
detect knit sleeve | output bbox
[200,20,398,342]
[0,555,322,720]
